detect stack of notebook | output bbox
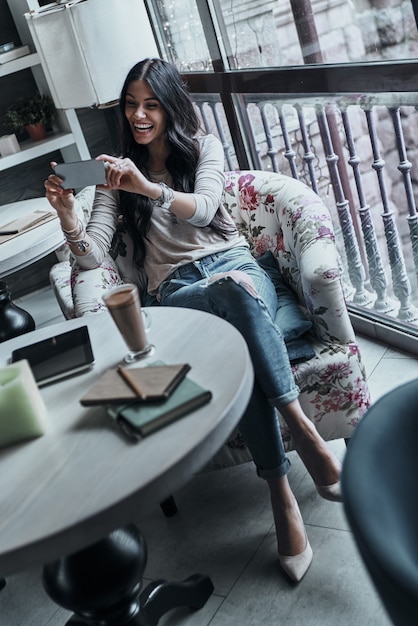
[80,361,212,440]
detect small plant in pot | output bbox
[5,93,57,141]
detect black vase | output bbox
[0,281,35,343]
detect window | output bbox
[149,0,418,71]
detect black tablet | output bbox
[10,326,95,386]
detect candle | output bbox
[0,134,20,157]
[0,360,47,448]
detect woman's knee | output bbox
[207,271,259,299]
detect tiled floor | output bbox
[2,287,418,625]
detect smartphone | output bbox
[54,159,107,189]
[10,326,95,386]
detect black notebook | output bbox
[107,375,212,440]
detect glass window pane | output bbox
[149,0,211,70]
[219,0,418,68]
[149,0,418,70]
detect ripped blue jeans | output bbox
[155,246,298,480]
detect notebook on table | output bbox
[107,375,212,440]
[80,362,191,405]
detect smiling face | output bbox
[124,79,167,151]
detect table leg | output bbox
[139,575,214,625]
[159,495,178,517]
[42,524,213,626]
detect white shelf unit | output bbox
[2,0,90,173]
[0,130,84,172]
[0,52,40,78]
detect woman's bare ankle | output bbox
[294,433,341,488]
[278,401,340,486]
[268,478,307,556]
[272,497,307,556]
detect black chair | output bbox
[342,379,418,626]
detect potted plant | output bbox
[5,93,57,141]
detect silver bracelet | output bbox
[67,238,90,252]
[151,182,175,210]
[63,219,84,240]
[74,239,90,253]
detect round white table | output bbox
[0,197,64,278]
[0,307,254,623]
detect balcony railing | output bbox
[184,62,418,334]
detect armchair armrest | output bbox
[223,171,356,345]
[298,242,357,344]
[275,177,356,344]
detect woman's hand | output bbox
[44,162,78,229]
[96,154,161,199]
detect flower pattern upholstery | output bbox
[49,170,371,468]
[207,171,370,468]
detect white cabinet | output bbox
[2,0,90,173]
[25,0,158,109]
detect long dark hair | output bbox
[117,58,232,268]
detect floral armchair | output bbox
[49,170,371,468]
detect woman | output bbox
[45,57,341,582]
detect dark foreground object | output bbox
[342,379,418,626]
[42,524,214,625]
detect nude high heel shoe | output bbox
[278,499,313,582]
[315,481,342,502]
[279,538,313,582]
